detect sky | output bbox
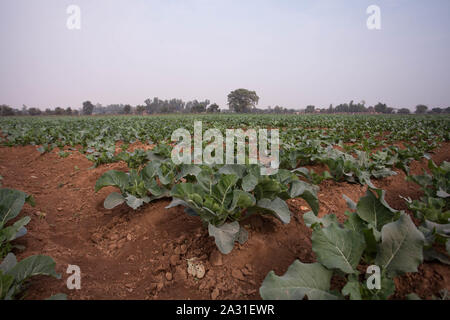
[0,0,449,111]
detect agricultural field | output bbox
[0,114,449,300]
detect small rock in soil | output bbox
[110,234,119,241]
[209,250,223,266]
[187,259,206,279]
[169,255,180,266]
[231,269,245,281]
[165,272,173,281]
[91,233,102,244]
[211,288,220,300]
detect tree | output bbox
[431,107,442,114]
[305,105,315,113]
[374,102,388,113]
[65,107,72,115]
[28,108,42,116]
[397,108,410,114]
[191,100,208,113]
[123,105,131,114]
[54,107,64,115]
[0,105,15,116]
[82,101,94,115]
[136,105,146,115]
[415,104,428,114]
[227,89,259,113]
[207,103,220,113]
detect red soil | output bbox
[0,142,448,300]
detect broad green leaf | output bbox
[257,197,291,224]
[406,293,422,300]
[0,271,14,299]
[368,277,395,300]
[242,173,259,192]
[196,169,217,193]
[344,211,365,233]
[213,174,239,202]
[7,255,60,282]
[218,165,246,179]
[0,188,26,227]
[342,276,362,300]
[2,216,31,241]
[94,170,129,192]
[208,222,240,254]
[423,248,450,265]
[289,180,319,215]
[46,293,68,300]
[175,164,201,180]
[103,192,125,209]
[375,214,425,277]
[356,189,396,231]
[0,253,17,273]
[166,198,190,209]
[342,194,357,211]
[303,211,338,230]
[229,190,256,211]
[312,223,366,274]
[260,260,337,300]
[125,194,144,210]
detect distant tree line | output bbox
[1,89,449,116]
[301,102,450,115]
[0,105,79,116]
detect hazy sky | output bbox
[0,0,449,110]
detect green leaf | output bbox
[369,277,395,300]
[289,180,319,215]
[260,260,337,300]
[46,293,68,300]
[343,194,357,211]
[406,293,422,300]
[423,248,450,265]
[356,189,396,231]
[342,276,362,300]
[208,222,240,254]
[218,165,246,179]
[175,164,201,181]
[212,174,239,206]
[2,216,31,241]
[242,172,259,192]
[103,192,125,209]
[256,197,291,224]
[94,171,129,192]
[303,211,338,230]
[229,190,256,211]
[312,222,366,274]
[7,255,60,282]
[375,214,425,277]
[0,188,27,227]
[0,271,14,299]
[0,253,17,273]
[343,211,365,233]
[125,194,144,210]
